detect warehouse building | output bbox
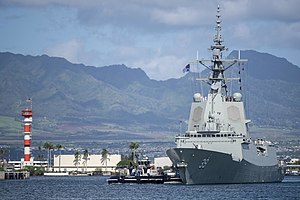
[52,154,121,173]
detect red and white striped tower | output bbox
[21,101,33,166]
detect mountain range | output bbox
[0,50,299,139]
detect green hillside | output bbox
[0,51,299,143]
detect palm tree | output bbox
[129,141,139,163]
[82,149,89,172]
[74,150,81,172]
[0,147,8,161]
[43,142,54,171]
[56,144,64,172]
[0,147,8,168]
[101,149,110,174]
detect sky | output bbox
[0,0,299,80]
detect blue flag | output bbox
[182,64,190,73]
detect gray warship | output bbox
[166,6,285,185]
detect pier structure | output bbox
[0,171,30,180]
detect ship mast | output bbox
[209,5,227,96]
[197,5,246,97]
[194,6,248,131]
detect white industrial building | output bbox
[52,154,121,173]
[8,159,48,170]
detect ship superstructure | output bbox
[166,6,284,184]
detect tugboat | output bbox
[166,6,285,185]
[107,158,182,184]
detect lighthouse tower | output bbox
[21,99,33,166]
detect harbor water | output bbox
[0,176,300,199]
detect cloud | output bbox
[232,24,251,41]
[45,40,83,63]
[131,52,188,80]
[151,6,209,27]
[245,0,300,23]
[2,0,300,30]
[1,0,300,80]
[3,0,299,24]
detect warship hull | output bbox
[167,148,284,185]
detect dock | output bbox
[107,175,182,184]
[44,172,69,176]
[0,171,30,180]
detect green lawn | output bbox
[0,116,22,136]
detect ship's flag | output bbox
[182,64,190,73]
